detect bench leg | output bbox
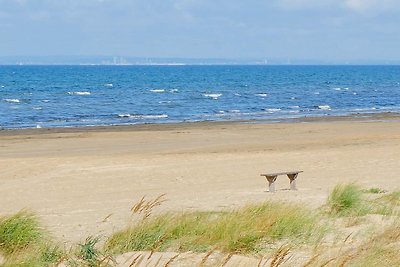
[287,174,298,190]
[266,176,278,192]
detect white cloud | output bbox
[277,0,399,14]
[344,0,396,13]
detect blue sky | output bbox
[1,0,400,61]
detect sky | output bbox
[1,0,400,62]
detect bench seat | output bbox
[260,171,303,192]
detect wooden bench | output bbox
[260,171,303,192]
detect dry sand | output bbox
[1,117,400,243]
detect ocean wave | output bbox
[118,114,168,119]
[169,89,179,93]
[67,91,91,95]
[149,89,165,93]
[3,98,20,103]
[265,108,281,112]
[317,105,331,110]
[203,93,222,99]
[353,107,377,112]
[255,93,268,97]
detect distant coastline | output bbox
[1,56,400,66]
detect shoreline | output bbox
[1,112,400,136]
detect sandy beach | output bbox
[1,116,400,244]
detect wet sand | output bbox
[1,115,400,242]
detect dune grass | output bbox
[327,184,367,216]
[105,202,323,255]
[363,187,387,194]
[0,211,43,256]
[327,184,400,218]
[331,221,400,267]
[0,210,65,266]
[1,186,399,266]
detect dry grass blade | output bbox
[164,253,180,267]
[152,255,163,267]
[337,253,357,267]
[131,194,167,220]
[147,250,155,260]
[257,257,264,267]
[343,232,353,243]
[98,254,116,266]
[102,213,113,223]
[131,196,147,213]
[318,257,336,267]
[270,245,291,267]
[129,254,143,267]
[302,253,320,267]
[221,253,234,267]
[200,248,215,266]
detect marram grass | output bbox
[105,202,323,255]
[0,210,43,255]
[327,183,368,216]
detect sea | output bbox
[1,65,399,129]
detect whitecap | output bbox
[203,93,222,99]
[104,83,113,87]
[158,101,172,104]
[353,93,357,95]
[4,98,20,103]
[32,107,42,110]
[234,93,241,96]
[1,85,4,88]
[118,114,168,119]
[317,105,331,110]
[333,87,341,91]
[229,109,241,113]
[67,91,91,95]
[255,93,268,97]
[36,125,42,129]
[265,108,281,112]
[314,92,320,95]
[41,100,50,103]
[289,105,300,108]
[118,113,131,118]
[169,89,179,93]
[149,89,165,93]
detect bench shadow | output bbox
[263,188,293,193]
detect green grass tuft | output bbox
[105,202,323,255]
[327,184,368,216]
[363,187,386,194]
[0,211,43,255]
